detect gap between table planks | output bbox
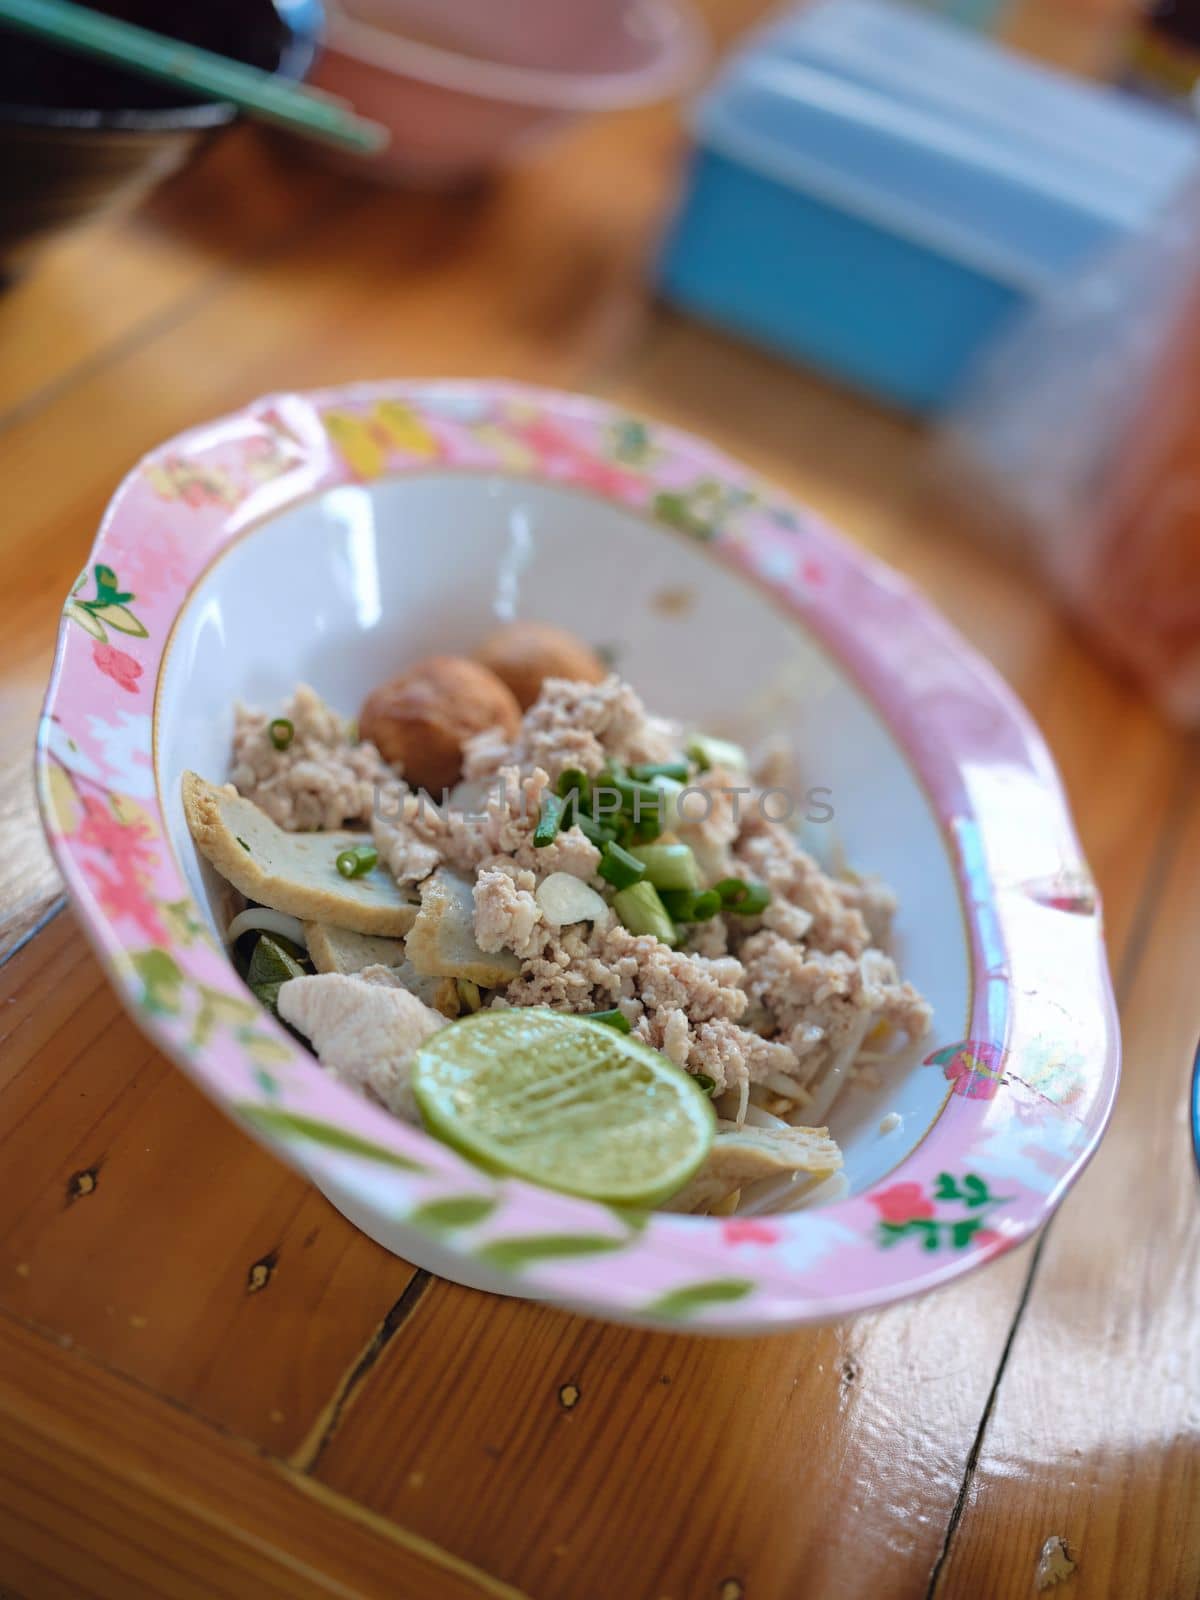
[0,1311,530,1600]
[930,752,1200,1600]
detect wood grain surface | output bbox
[1,1,1196,1596]
[932,758,1200,1600]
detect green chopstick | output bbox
[0,0,389,154]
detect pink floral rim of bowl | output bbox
[36,380,1120,1334]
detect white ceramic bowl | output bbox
[37,381,1119,1332]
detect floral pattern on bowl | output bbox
[36,380,1120,1333]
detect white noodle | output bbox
[763,1070,810,1103]
[226,907,307,948]
[735,1170,808,1216]
[740,1103,790,1131]
[713,1089,739,1121]
[752,1082,807,1117]
[735,1166,850,1217]
[735,1074,750,1129]
[771,1170,850,1214]
[800,1010,877,1125]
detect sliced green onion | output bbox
[236,836,251,853]
[598,840,647,890]
[685,733,748,772]
[613,881,676,944]
[557,768,591,806]
[585,1007,632,1034]
[628,811,664,844]
[590,775,625,822]
[557,769,597,836]
[268,717,294,751]
[629,760,690,783]
[532,791,566,848]
[601,763,666,835]
[611,774,663,816]
[629,842,701,892]
[610,812,633,845]
[576,814,618,848]
[714,877,771,915]
[610,773,666,843]
[336,843,378,879]
[660,888,722,922]
[647,774,684,830]
[692,1072,717,1096]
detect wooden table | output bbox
[1,4,1197,1596]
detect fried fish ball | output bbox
[475,621,606,710]
[360,656,521,793]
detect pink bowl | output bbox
[309,0,707,182]
[36,379,1120,1332]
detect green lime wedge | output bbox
[411,1009,716,1207]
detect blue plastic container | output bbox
[657,0,1200,413]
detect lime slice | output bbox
[411,1009,716,1207]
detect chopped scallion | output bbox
[659,887,722,922]
[598,840,646,890]
[628,810,664,844]
[532,791,566,848]
[611,774,663,817]
[336,843,378,879]
[612,881,676,944]
[685,733,748,773]
[629,842,701,892]
[576,814,618,848]
[629,760,690,783]
[268,717,294,751]
[594,763,666,838]
[714,877,771,916]
[557,768,591,807]
[693,1072,717,1096]
[585,1008,632,1034]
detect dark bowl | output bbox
[0,0,323,275]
